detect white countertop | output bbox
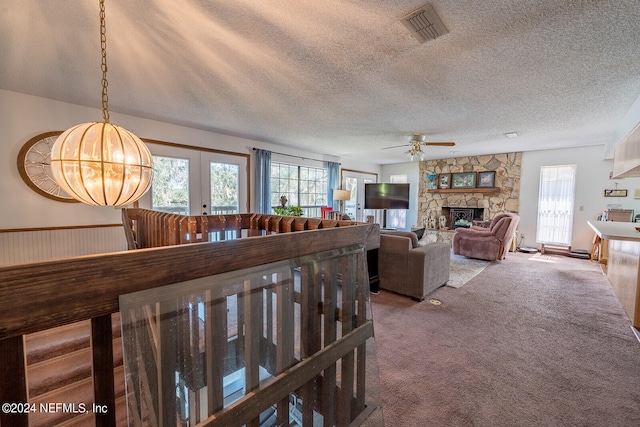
[588,220,640,241]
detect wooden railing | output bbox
[0,211,380,426]
[121,208,363,250]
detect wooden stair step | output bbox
[28,337,123,398]
[29,368,127,427]
[28,347,92,398]
[26,315,122,365]
[54,395,129,427]
[29,377,95,427]
[25,321,91,365]
[24,312,128,426]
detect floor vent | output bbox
[400,4,449,44]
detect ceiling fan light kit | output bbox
[385,134,456,161]
[403,141,427,161]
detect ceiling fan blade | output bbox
[381,144,410,150]
[423,142,456,146]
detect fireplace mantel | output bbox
[427,187,499,194]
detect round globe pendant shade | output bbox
[50,122,153,206]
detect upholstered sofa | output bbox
[378,230,450,300]
[452,212,520,261]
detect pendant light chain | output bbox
[99,0,110,122]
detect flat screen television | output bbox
[364,183,410,209]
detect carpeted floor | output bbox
[371,251,640,427]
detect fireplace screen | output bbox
[450,208,475,228]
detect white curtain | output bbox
[388,174,407,229]
[536,165,576,245]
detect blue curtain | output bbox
[326,161,340,210]
[255,149,271,213]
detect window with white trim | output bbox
[270,162,328,217]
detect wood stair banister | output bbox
[1,210,380,426]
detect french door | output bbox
[200,152,248,215]
[138,142,248,215]
[341,169,378,222]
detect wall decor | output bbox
[427,173,437,189]
[604,189,627,197]
[438,173,451,189]
[451,172,477,189]
[17,131,79,202]
[477,171,496,188]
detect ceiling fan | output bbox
[382,134,455,161]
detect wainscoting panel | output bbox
[0,226,128,266]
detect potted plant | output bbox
[273,196,303,216]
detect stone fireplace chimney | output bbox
[418,152,521,229]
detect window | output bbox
[151,155,190,215]
[271,162,328,217]
[536,165,576,246]
[387,174,407,229]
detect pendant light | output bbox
[50,0,152,207]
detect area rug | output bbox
[446,252,491,288]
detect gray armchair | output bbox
[378,231,450,300]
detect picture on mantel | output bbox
[478,171,496,188]
[438,173,451,189]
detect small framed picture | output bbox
[438,173,451,189]
[427,173,438,190]
[477,171,496,188]
[604,189,628,197]
[451,172,477,189]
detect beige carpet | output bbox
[371,252,640,426]
[446,251,491,288]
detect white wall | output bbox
[1,89,379,229]
[380,162,420,230]
[520,145,640,251]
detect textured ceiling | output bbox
[1,0,640,164]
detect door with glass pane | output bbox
[201,152,248,215]
[341,170,377,222]
[139,143,248,216]
[148,155,192,214]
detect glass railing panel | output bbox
[119,244,382,426]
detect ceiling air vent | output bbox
[400,4,448,44]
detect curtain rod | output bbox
[252,148,340,165]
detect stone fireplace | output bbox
[418,152,521,230]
